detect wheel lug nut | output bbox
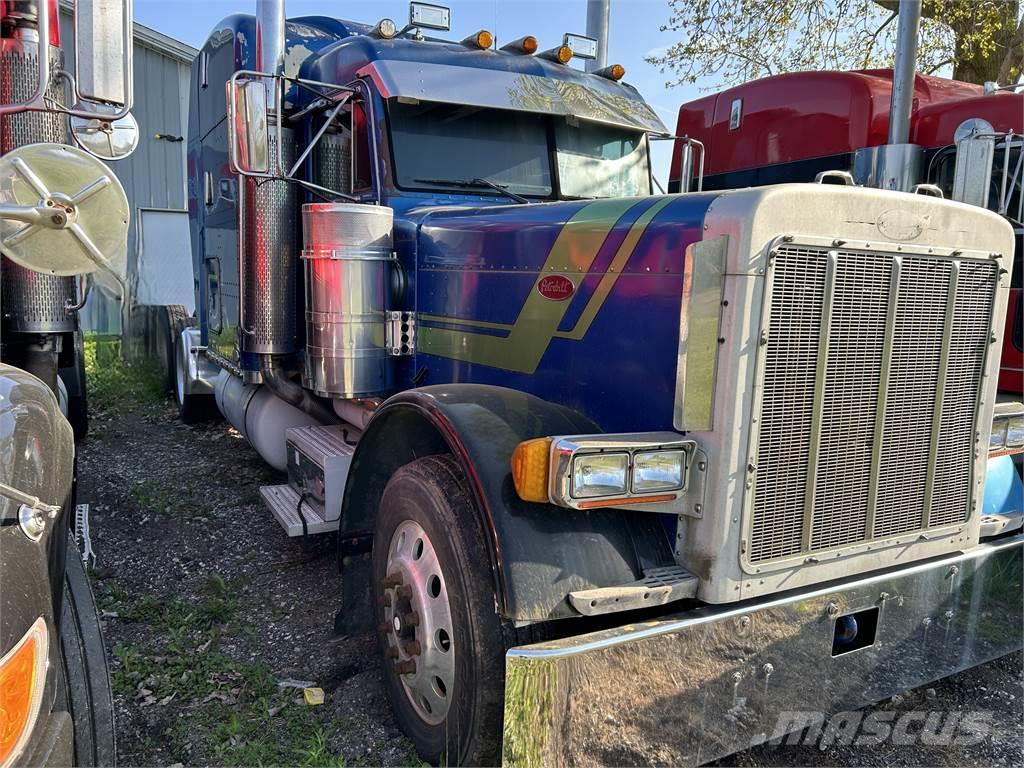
[395,660,416,675]
[377,593,392,607]
[384,645,399,659]
[396,584,413,600]
[404,611,420,627]
[383,573,403,589]
[404,640,422,656]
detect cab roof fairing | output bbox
[299,34,668,135]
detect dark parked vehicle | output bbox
[0,364,114,767]
[0,0,135,764]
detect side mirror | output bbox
[0,144,130,298]
[74,0,133,107]
[70,111,140,160]
[227,79,271,174]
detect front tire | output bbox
[372,455,507,766]
[55,535,116,766]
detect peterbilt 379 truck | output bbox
[0,0,135,764]
[177,1,1024,764]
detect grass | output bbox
[84,335,167,415]
[102,574,361,767]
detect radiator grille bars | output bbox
[748,245,998,564]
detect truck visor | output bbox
[357,59,668,135]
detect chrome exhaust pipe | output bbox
[887,0,922,146]
[256,0,286,79]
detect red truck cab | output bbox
[670,69,1023,395]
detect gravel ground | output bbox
[78,371,1023,767]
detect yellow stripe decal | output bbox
[417,197,669,374]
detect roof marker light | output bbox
[595,63,626,81]
[500,35,538,55]
[371,18,399,39]
[539,45,573,65]
[462,30,493,50]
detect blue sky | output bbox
[134,0,698,178]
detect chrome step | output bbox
[261,483,339,537]
[568,565,698,616]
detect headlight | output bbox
[632,450,686,493]
[991,402,1024,456]
[512,432,697,511]
[572,453,628,498]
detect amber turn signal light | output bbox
[0,618,47,768]
[511,437,552,503]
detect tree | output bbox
[647,0,1023,88]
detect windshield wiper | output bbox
[413,177,530,204]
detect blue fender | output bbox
[336,384,677,632]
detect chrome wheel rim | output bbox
[382,519,455,725]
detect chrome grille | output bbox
[748,245,997,564]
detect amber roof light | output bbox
[462,30,494,50]
[539,45,573,64]
[500,35,538,55]
[596,63,626,81]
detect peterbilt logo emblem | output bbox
[537,275,576,301]
[877,208,927,241]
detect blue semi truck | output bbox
[176,1,1024,764]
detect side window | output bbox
[351,102,372,192]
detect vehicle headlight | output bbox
[632,450,686,493]
[511,432,697,511]
[572,453,628,498]
[990,402,1024,456]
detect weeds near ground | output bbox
[103,574,357,766]
[84,335,166,415]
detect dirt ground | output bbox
[78,348,1023,767]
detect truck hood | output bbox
[407,195,716,394]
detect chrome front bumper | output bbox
[502,534,1024,766]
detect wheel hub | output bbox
[381,519,455,725]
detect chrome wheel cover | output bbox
[382,519,455,725]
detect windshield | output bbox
[389,101,552,197]
[387,101,651,200]
[555,120,650,198]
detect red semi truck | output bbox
[669,68,1023,395]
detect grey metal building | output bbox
[58,4,197,333]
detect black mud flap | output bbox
[54,536,116,767]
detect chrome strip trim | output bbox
[923,260,960,527]
[802,249,837,550]
[866,255,901,539]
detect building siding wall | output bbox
[59,11,195,333]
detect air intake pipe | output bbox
[851,0,923,192]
